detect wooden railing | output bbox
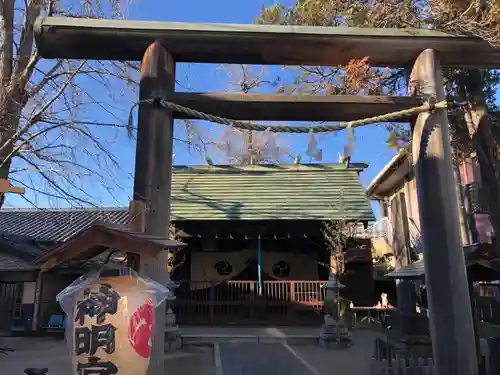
[173,280,326,325]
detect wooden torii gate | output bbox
[34,17,500,375]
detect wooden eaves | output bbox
[36,223,186,272]
[34,17,500,68]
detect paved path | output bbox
[218,343,318,375]
[181,326,321,338]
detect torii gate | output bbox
[34,16,500,375]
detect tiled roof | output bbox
[0,164,374,242]
[0,208,129,242]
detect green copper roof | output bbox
[171,164,374,221]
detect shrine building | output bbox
[0,163,375,332]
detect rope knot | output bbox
[151,97,164,109]
[426,97,437,112]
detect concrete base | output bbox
[165,324,182,351]
[319,338,352,350]
[320,323,352,350]
[174,326,325,347]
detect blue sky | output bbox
[6,0,398,216]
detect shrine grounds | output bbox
[0,330,379,375]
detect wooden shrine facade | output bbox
[32,15,500,375]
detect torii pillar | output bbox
[410,49,478,375]
[132,41,175,375]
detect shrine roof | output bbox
[169,163,374,221]
[0,163,374,242]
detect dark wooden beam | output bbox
[34,17,500,68]
[171,93,423,122]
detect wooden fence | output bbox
[372,338,434,375]
[173,280,326,325]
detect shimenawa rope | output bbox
[128,97,459,134]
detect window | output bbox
[465,182,489,213]
[13,283,23,318]
[381,201,389,217]
[472,157,481,183]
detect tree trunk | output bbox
[458,69,500,244]
[0,102,22,208]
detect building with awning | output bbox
[385,243,500,282]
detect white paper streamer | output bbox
[343,123,356,159]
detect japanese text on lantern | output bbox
[74,283,120,375]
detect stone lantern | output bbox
[165,253,181,350]
[320,272,352,348]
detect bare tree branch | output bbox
[0,0,140,208]
[210,65,292,165]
